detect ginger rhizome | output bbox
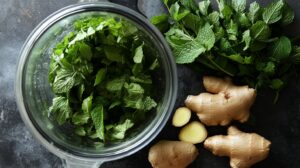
[148,140,198,168]
[179,121,207,144]
[172,107,191,127]
[204,126,271,168]
[185,76,256,126]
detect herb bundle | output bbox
[152,0,300,100]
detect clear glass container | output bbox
[15,2,177,167]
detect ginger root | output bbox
[185,76,256,126]
[204,126,271,168]
[172,107,191,127]
[179,121,207,144]
[148,140,198,168]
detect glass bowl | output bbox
[15,2,177,167]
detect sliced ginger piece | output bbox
[179,121,207,144]
[185,76,256,126]
[172,107,191,127]
[204,126,271,168]
[148,140,198,168]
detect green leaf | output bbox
[91,105,105,140]
[149,59,159,70]
[263,61,276,74]
[237,13,251,27]
[270,36,292,61]
[72,112,90,125]
[226,54,253,64]
[180,0,198,12]
[77,84,85,101]
[231,0,246,12]
[130,76,152,84]
[106,77,125,92]
[262,0,285,24]
[242,30,251,51]
[82,94,93,114]
[250,21,271,41]
[124,83,145,97]
[75,126,86,136]
[49,96,72,125]
[170,2,190,22]
[133,43,144,64]
[172,41,206,64]
[109,101,122,109]
[106,119,134,140]
[198,23,215,50]
[208,11,220,26]
[270,78,284,89]
[104,46,124,63]
[143,96,157,110]
[151,14,169,25]
[182,13,202,34]
[247,2,261,24]
[52,69,77,94]
[217,0,233,21]
[280,3,295,26]
[94,68,106,86]
[199,0,211,16]
[226,20,238,41]
[150,14,170,32]
[79,43,92,61]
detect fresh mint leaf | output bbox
[226,20,238,41]
[106,77,125,92]
[262,0,285,24]
[72,112,90,125]
[270,36,291,61]
[271,78,284,89]
[75,126,86,136]
[199,0,211,16]
[104,46,124,63]
[217,0,233,21]
[133,43,144,64]
[250,21,271,41]
[280,3,294,26]
[52,69,77,94]
[208,11,220,26]
[124,83,145,97]
[130,76,152,84]
[79,42,92,61]
[106,119,134,140]
[237,13,251,27]
[242,30,251,51]
[248,2,261,24]
[170,2,190,22]
[143,96,157,110]
[82,94,93,114]
[150,14,170,32]
[94,68,106,86]
[182,13,202,34]
[49,96,72,125]
[180,0,198,12]
[91,105,105,140]
[198,23,215,50]
[231,0,246,13]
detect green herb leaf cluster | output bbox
[152,0,300,100]
[49,16,159,142]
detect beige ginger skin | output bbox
[148,140,198,168]
[204,126,271,168]
[185,76,256,126]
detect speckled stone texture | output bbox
[1,0,300,168]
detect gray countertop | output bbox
[2,0,300,168]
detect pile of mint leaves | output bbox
[48,16,159,142]
[152,0,300,100]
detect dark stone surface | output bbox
[1,0,300,168]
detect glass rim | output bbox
[15,1,177,162]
